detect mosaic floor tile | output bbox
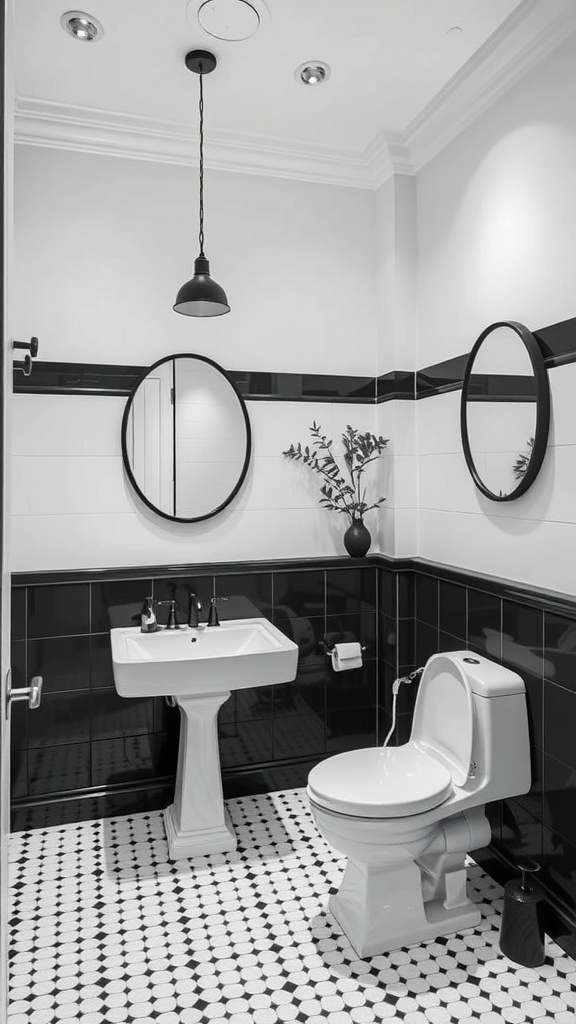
[8,788,576,1023]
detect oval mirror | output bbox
[460,321,550,501]
[122,353,251,522]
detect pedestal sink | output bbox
[111,618,298,859]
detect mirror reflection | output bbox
[463,325,539,499]
[123,355,251,521]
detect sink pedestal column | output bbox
[164,691,236,859]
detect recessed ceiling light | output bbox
[295,61,331,86]
[60,10,103,41]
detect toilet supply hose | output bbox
[383,667,424,747]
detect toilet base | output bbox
[329,857,481,958]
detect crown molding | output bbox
[14,96,402,190]
[13,0,576,189]
[405,0,576,172]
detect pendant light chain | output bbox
[198,67,205,257]
[173,49,229,316]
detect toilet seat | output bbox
[308,744,453,818]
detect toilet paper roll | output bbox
[331,641,363,672]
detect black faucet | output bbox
[207,597,221,627]
[157,599,181,629]
[188,591,203,627]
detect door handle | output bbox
[5,669,43,715]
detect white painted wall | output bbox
[13,146,378,374]
[11,146,380,571]
[415,31,576,595]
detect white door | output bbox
[2,2,14,1015]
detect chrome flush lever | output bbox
[6,668,43,716]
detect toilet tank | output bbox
[410,651,530,798]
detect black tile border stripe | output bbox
[12,317,576,403]
[12,552,576,621]
[13,361,377,403]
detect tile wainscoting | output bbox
[10,553,576,955]
[10,557,383,832]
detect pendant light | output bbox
[174,50,230,317]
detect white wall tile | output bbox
[419,508,576,598]
[10,506,346,573]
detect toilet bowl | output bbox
[307,651,531,957]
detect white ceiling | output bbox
[15,0,524,153]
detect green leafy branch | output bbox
[283,422,388,523]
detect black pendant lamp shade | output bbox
[174,50,230,317]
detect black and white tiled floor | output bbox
[8,788,576,1024]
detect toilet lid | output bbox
[307,744,453,818]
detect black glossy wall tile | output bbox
[28,691,91,749]
[273,667,325,719]
[502,601,543,678]
[28,584,89,638]
[90,634,114,690]
[11,639,26,693]
[91,691,155,742]
[229,686,274,723]
[522,671,544,750]
[438,630,466,655]
[543,753,576,848]
[91,579,152,631]
[416,620,438,666]
[12,588,26,641]
[273,612,325,656]
[10,702,27,752]
[273,571,325,619]
[91,734,164,786]
[397,572,415,619]
[542,825,576,915]
[415,575,438,628]
[439,581,467,641]
[28,636,90,694]
[500,799,543,862]
[544,611,576,692]
[219,719,274,767]
[484,801,502,847]
[544,682,576,770]
[273,714,324,760]
[380,614,397,667]
[326,611,376,656]
[379,568,396,618]
[326,568,377,615]
[515,745,543,823]
[326,706,376,753]
[153,575,214,625]
[11,749,28,799]
[467,589,502,658]
[28,741,91,795]
[326,660,376,711]
[214,574,273,618]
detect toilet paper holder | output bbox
[320,636,367,657]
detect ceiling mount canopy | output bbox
[174,49,230,318]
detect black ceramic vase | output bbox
[344,517,371,557]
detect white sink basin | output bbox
[111,617,298,697]
[110,616,298,861]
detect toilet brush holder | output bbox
[499,859,545,967]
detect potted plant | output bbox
[283,422,388,557]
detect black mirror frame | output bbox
[121,352,252,523]
[460,320,550,503]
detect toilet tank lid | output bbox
[439,651,525,697]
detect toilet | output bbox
[307,651,531,957]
